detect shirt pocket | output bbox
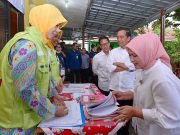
[37,63,49,80]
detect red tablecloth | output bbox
[48,120,122,135]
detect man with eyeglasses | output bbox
[92,36,111,96]
[107,28,136,135]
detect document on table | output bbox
[62,83,93,94]
[73,89,94,99]
[38,100,84,128]
[62,87,85,93]
[87,105,119,117]
[67,83,91,89]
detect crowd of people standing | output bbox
[55,41,99,85]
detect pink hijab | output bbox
[126,33,171,70]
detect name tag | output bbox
[61,69,65,76]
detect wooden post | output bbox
[160,8,165,45]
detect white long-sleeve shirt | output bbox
[92,51,110,91]
[106,47,136,92]
[133,59,180,135]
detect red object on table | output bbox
[51,120,118,135]
[59,93,73,101]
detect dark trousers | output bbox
[69,69,80,83]
[92,75,98,87]
[80,68,89,83]
[117,99,133,135]
[64,69,70,82]
[89,68,98,86]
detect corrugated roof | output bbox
[84,0,180,37]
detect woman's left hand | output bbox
[53,95,65,106]
[114,106,143,125]
[114,106,135,124]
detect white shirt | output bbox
[92,51,110,91]
[106,47,136,92]
[133,59,180,135]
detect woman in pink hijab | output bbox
[113,34,180,135]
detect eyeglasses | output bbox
[101,42,110,46]
[117,35,126,39]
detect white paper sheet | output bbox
[73,89,94,99]
[62,88,85,93]
[67,83,91,89]
[87,105,119,117]
[87,92,114,108]
[38,101,83,128]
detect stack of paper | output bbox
[86,92,119,118]
[38,101,85,128]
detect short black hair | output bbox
[99,36,110,44]
[54,43,61,49]
[117,28,131,37]
[72,42,77,46]
[91,44,96,48]
[59,42,63,46]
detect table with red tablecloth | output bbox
[36,84,123,135]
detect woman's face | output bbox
[56,45,62,52]
[127,48,144,69]
[46,24,61,45]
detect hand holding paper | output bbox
[53,95,65,106]
[114,106,143,125]
[55,105,68,117]
[112,91,134,100]
[38,101,85,128]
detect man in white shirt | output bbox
[92,36,110,96]
[107,28,136,135]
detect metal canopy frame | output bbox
[84,0,180,37]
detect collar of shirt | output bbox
[100,50,110,56]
